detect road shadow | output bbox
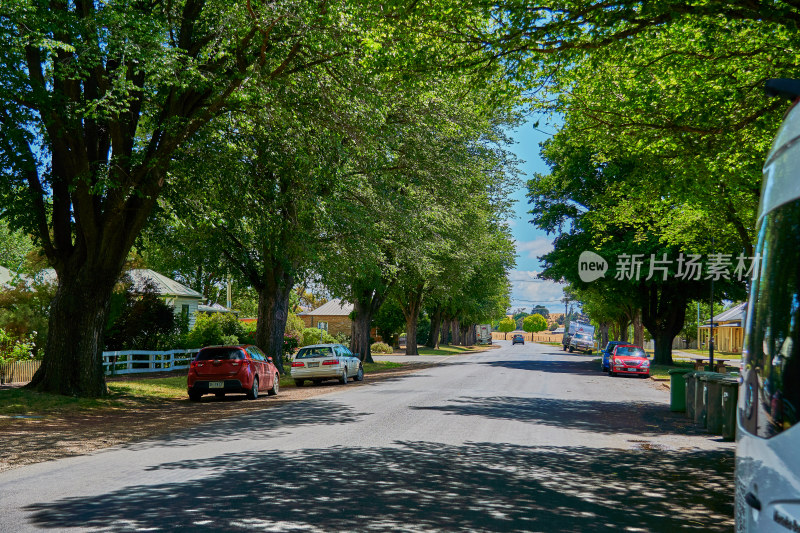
[23,441,733,532]
[121,398,368,450]
[482,358,600,376]
[412,396,701,437]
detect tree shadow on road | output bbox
[23,440,733,532]
[482,359,600,376]
[412,396,702,437]
[121,398,369,450]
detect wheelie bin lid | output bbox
[699,372,726,382]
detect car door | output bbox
[247,348,265,390]
[343,345,357,373]
[253,347,272,389]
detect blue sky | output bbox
[505,115,567,313]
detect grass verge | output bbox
[649,361,696,380]
[0,361,409,416]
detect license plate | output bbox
[307,362,319,367]
[208,381,224,388]
[626,367,637,372]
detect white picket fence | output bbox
[102,348,200,376]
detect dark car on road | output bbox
[187,345,280,401]
[512,334,525,345]
[601,341,626,372]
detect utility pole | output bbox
[709,239,715,371]
[226,271,232,310]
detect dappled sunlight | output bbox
[24,441,733,532]
[412,396,700,437]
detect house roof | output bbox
[706,302,747,325]
[198,303,236,314]
[38,268,202,299]
[128,269,202,299]
[305,298,353,316]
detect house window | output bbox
[181,304,190,320]
[318,321,328,332]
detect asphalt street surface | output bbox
[0,341,734,532]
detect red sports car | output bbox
[187,345,280,401]
[609,344,650,378]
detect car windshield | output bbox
[296,347,333,359]
[604,342,620,351]
[196,347,244,361]
[616,347,646,357]
[577,334,592,340]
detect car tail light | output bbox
[291,362,304,367]
[322,359,339,365]
[190,360,198,369]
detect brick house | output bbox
[299,299,380,340]
[298,299,354,337]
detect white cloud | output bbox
[514,237,554,261]
[507,269,566,312]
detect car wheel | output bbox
[339,369,348,385]
[188,390,202,402]
[268,374,279,396]
[247,376,259,400]
[609,370,616,377]
[568,346,574,353]
[294,379,304,387]
[215,392,225,399]
[355,364,364,381]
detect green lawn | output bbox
[649,361,696,380]
[676,348,742,360]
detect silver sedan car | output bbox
[290,343,364,386]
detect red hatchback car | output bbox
[187,345,279,401]
[609,344,650,378]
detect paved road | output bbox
[0,341,734,532]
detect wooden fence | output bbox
[102,349,200,375]
[491,331,564,343]
[0,349,201,384]
[0,360,41,384]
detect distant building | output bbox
[698,302,746,354]
[299,298,380,340]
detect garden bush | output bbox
[186,312,246,348]
[301,327,336,347]
[370,341,393,354]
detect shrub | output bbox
[333,332,350,345]
[186,312,246,348]
[370,342,393,354]
[301,327,336,347]
[0,328,36,363]
[283,333,300,355]
[0,279,55,357]
[105,280,180,350]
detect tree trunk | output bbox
[451,318,460,345]
[599,322,610,349]
[426,307,443,349]
[460,323,470,346]
[440,316,450,345]
[28,271,119,397]
[350,286,388,363]
[640,282,688,366]
[399,285,424,356]
[633,308,644,347]
[617,318,630,343]
[255,266,294,375]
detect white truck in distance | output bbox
[563,322,595,354]
[476,324,492,345]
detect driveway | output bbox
[0,340,733,532]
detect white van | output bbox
[735,80,800,531]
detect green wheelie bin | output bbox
[693,372,717,428]
[719,376,740,441]
[704,373,727,435]
[669,368,693,412]
[685,371,697,420]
